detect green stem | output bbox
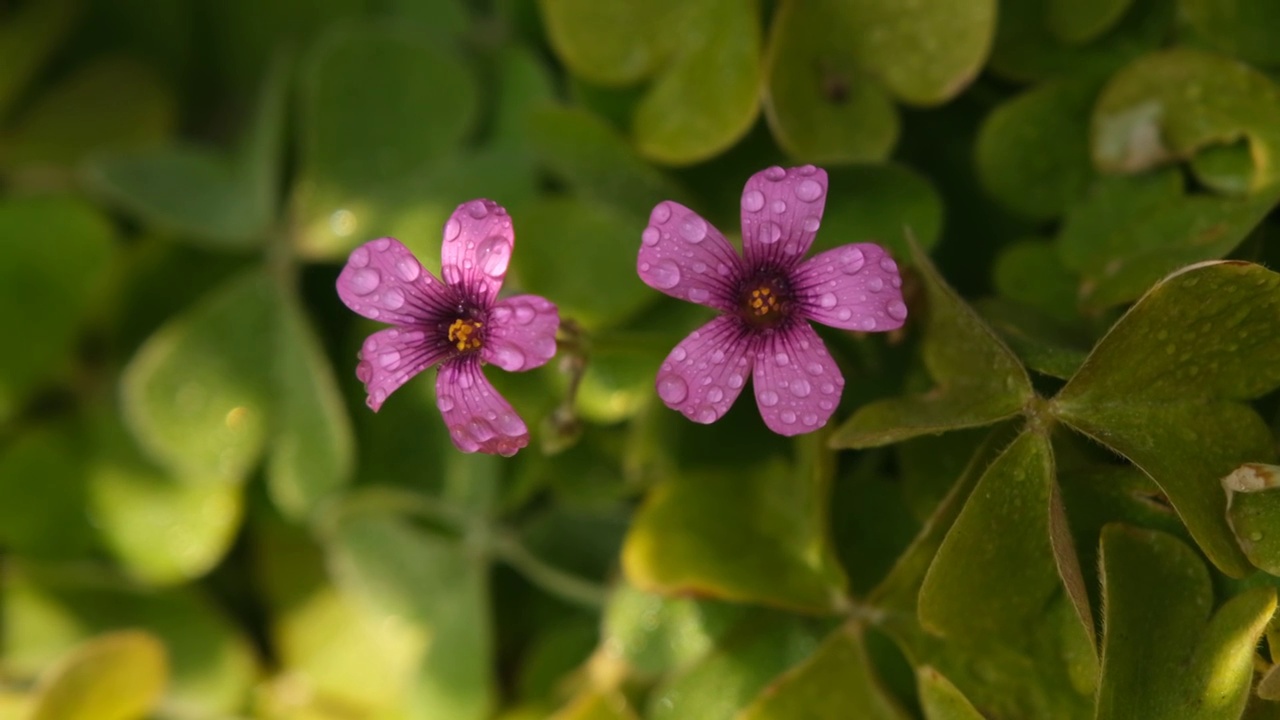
[491,532,608,609]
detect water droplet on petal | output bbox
[764,166,786,180]
[378,348,401,369]
[867,277,884,292]
[796,179,823,202]
[771,199,787,214]
[653,203,672,223]
[887,301,908,321]
[642,227,660,246]
[743,189,765,212]
[650,259,682,289]
[806,362,824,376]
[708,387,724,403]
[880,257,898,273]
[349,246,370,267]
[711,349,725,363]
[692,262,707,273]
[491,344,526,370]
[679,216,708,243]
[861,317,877,331]
[780,410,797,424]
[514,304,536,324]
[761,221,783,244]
[837,308,852,321]
[475,235,512,278]
[372,238,390,251]
[759,390,779,407]
[351,268,381,295]
[791,378,811,397]
[395,256,420,282]
[467,200,490,219]
[818,293,837,309]
[437,394,455,412]
[444,218,462,242]
[840,248,866,274]
[775,352,790,366]
[671,346,688,362]
[688,287,710,303]
[728,373,744,389]
[802,413,818,426]
[717,263,732,277]
[382,287,405,309]
[658,374,689,404]
[803,216,820,233]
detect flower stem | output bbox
[491,531,608,609]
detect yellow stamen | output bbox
[748,285,780,317]
[447,319,484,351]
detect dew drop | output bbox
[692,262,707,273]
[444,218,462,242]
[491,344,526,370]
[467,200,490,219]
[771,199,787,214]
[671,346,688,362]
[395,256,421,282]
[514,304,536,325]
[867,277,884,293]
[350,268,381,295]
[806,362,824,376]
[475,235,512,278]
[688,287,710,303]
[679,216,708,243]
[349,246,370,267]
[840,247,866,274]
[728,373,744,389]
[697,407,716,423]
[642,227,661,246]
[761,221,783,244]
[437,394,455,412]
[658,374,689,404]
[802,413,817,426]
[861,317,877,331]
[372,238,390,251]
[803,216,820,233]
[796,179,823,202]
[379,349,401,369]
[775,352,790,366]
[743,189,765,212]
[837,308,852,321]
[791,378,811,397]
[880,257,898,273]
[818,293,837,309]
[759,390,779,407]
[650,259,682,289]
[708,387,724,403]
[711,349,725,363]
[780,410,797,424]
[653,202,672,223]
[382,287,405,309]
[764,166,786,180]
[887,301,908,321]
[717,263,732,277]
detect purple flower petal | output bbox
[654,315,755,424]
[752,322,843,436]
[638,201,743,311]
[337,238,453,325]
[356,327,452,411]
[441,199,514,306]
[792,243,908,332]
[436,357,529,456]
[741,165,828,270]
[482,294,560,372]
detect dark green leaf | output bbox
[0,0,78,117]
[917,666,985,720]
[1095,525,1276,719]
[1179,0,1280,68]
[1222,464,1280,576]
[1046,0,1134,44]
[832,239,1033,448]
[1054,261,1280,576]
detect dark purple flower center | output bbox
[736,272,794,330]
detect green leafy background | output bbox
[4,1,1280,718]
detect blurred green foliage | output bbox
[4,0,1280,718]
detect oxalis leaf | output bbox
[1221,463,1280,576]
[27,630,167,720]
[622,435,848,614]
[1052,260,1280,577]
[538,0,761,166]
[1095,524,1276,720]
[831,237,1033,449]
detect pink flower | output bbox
[336,199,559,456]
[638,165,907,435]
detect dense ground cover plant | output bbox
[3,0,1280,718]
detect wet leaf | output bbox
[1095,525,1276,719]
[763,0,898,164]
[920,430,1096,659]
[737,622,909,720]
[1092,48,1280,189]
[537,0,683,85]
[622,448,847,614]
[1222,464,1280,576]
[121,270,274,485]
[992,239,1081,326]
[832,239,1033,448]
[1054,261,1280,576]
[28,630,167,720]
[598,582,744,678]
